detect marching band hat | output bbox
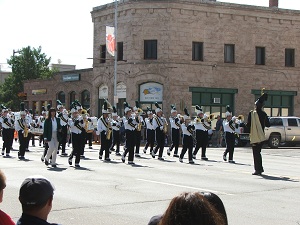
[195,105,203,115]
[112,106,118,117]
[41,106,46,114]
[70,102,77,113]
[171,104,177,114]
[225,105,232,117]
[154,102,162,113]
[124,102,131,114]
[133,101,140,111]
[74,100,82,110]
[56,100,63,110]
[183,107,190,120]
[1,104,8,113]
[147,106,153,115]
[20,102,26,115]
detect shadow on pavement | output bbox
[74,166,94,171]
[261,174,299,182]
[48,167,68,172]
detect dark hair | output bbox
[201,192,228,225]
[158,192,225,225]
[47,108,56,120]
[0,170,6,190]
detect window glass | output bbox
[288,118,298,126]
[224,44,235,63]
[270,118,283,126]
[144,40,157,59]
[285,48,295,67]
[256,47,265,65]
[192,42,203,61]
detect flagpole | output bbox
[113,0,118,106]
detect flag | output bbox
[106,26,116,57]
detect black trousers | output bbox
[180,135,193,161]
[169,128,180,154]
[252,143,264,172]
[80,130,86,156]
[224,132,235,160]
[100,131,112,159]
[135,130,142,154]
[59,125,68,153]
[9,128,14,149]
[154,128,165,157]
[110,130,120,153]
[18,130,28,157]
[70,133,82,164]
[85,132,93,147]
[145,129,155,152]
[2,129,11,154]
[193,130,208,157]
[124,130,136,161]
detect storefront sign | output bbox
[32,89,47,95]
[62,74,80,82]
[99,85,108,98]
[140,82,163,102]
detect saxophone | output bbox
[163,117,168,134]
[106,117,112,140]
[84,118,89,132]
[136,115,142,132]
[23,119,29,138]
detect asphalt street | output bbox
[1,139,299,225]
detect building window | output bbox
[69,91,76,107]
[224,44,235,63]
[117,42,123,61]
[256,47,265,65]
[285,48,295,67]
[192,42,203,61]
[100,45,106,63]
[57,91,65,104]
[81,90,90,109]
[144,40,157,60]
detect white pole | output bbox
[113,0,118,106]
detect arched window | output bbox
[57,91,65,104]
[81,90,90,109]
[69,91,76,107]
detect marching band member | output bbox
[192,105,210,160]
[168,105,181,157]
[97,100,112,161]
[179,107,195,164]
[152,102,167,160]
[133,101,145,157]
[8,108,15,151]
[57,100,69,156]
[15,102,30,160]
[43,107,62,168]
[68,103,84,168]
[110,106,121,156]
[82,109,93,150]
[0,105,14,157]
[222,105,236,163]
[74,100,85,158]
[38,107,46,147]
[143,107,155,154]
[122,102,137,164]
[24,109,34,150]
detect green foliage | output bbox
[0,46,54,110]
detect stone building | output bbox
[25,0,300,121]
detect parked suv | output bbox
[239,116,300,148]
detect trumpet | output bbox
[205,114,215,123]
[237,115,244,122]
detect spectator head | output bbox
[19,175,55,219]
[201,192,228,225]
[47,108,56,119]
[0,169,7,203]
[158,192,225,225]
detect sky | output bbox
[0,0,299,71]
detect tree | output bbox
[0,46,54,110]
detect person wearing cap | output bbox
[122,102,137,164]
[192,105,211,160]
[179,108,195,164]
[110,106,122,156]
[0,170,15,225]
[222,105,236,163]
[168,105,181,157]
[143,107,155,154]
[43,108,62,168]
[56,100,69,156]
[17,175,59,225]
[152,102,167,160]
[246,91,270,175]
[0,105,14,157]
[15,102,31,160]
[97,100,112,161]
[68,103,84,167]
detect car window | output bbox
[270,118,283,126]
[287,118,298,127]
